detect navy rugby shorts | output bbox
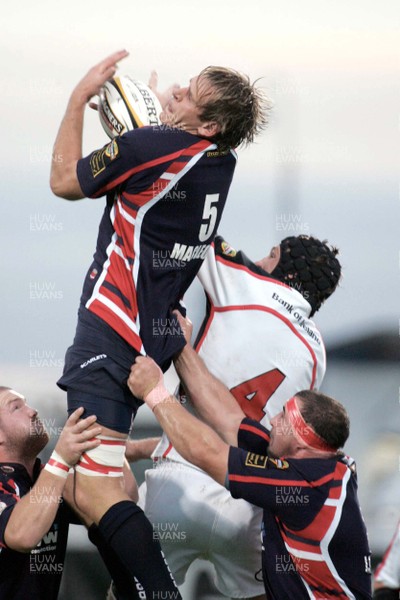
[58,310,143,434]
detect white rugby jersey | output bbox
[153,236,326,463]
[374,521,400,589]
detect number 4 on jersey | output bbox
[230,369,286,422]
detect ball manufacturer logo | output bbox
[133,80,160,127]
[100,96,123,135]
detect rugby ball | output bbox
[98,76,162,138]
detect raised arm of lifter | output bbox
[128,357,229,485]
[50,50,129,200]
[173,312,245,445]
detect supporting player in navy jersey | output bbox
[373,520,400,599]
[0,385,156,600]
[50,50,269,598]
[128,336,372,600]
[140,234,341,599]
[0,386,100,600]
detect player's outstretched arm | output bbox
[125,438,161,462]
[174,344,245,445]
[4,408,101,552]
[128,357,229,485]
[173,312,245,445]
[50,50,129,200]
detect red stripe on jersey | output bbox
[91,149,187,198]
[327,482,343,500]
[162,443,173,458]
[0,480,19,502]
[99,279,135,320]
[122,175,174,210]
[99,256,138,318]
[296,559,350,598]
[229,471,335,488]
[281,462,347,551]
[185,140,214,155]
[124,186,167,209]
[281,516,333,555]
[113,199,136,258]
[215,253,292,289]
[87,140,213,347]
[89,298,143,350]
[279,462,352,598]
[239,422,270,442]
[121,140,212,209]
[213,304,318,389]
[92,139,212,198]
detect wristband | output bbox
[44,450,72,479]
[144,382,171,412]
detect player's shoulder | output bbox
[213,236,255,269]
[214,236,237,258]
[119,126,208,161]
[122,125,197,145]
[287,455,340,483]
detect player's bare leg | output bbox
[73,423,181,599]
[73,425,130,521]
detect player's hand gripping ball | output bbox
[98,76,162,138]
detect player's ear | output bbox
[197,121,221,138]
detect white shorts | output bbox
[138,460,265,598]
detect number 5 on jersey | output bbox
[198,194,219,242]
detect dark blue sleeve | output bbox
[237,417,271,453]
[228,445,294,510]
[77,132,140,199]
[76,127,191,199]
[228,446,332,525]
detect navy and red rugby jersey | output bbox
[76,127,237,366]
[228,418,372,600]
[0,459,72,600]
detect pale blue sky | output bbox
[1,0,399,369]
